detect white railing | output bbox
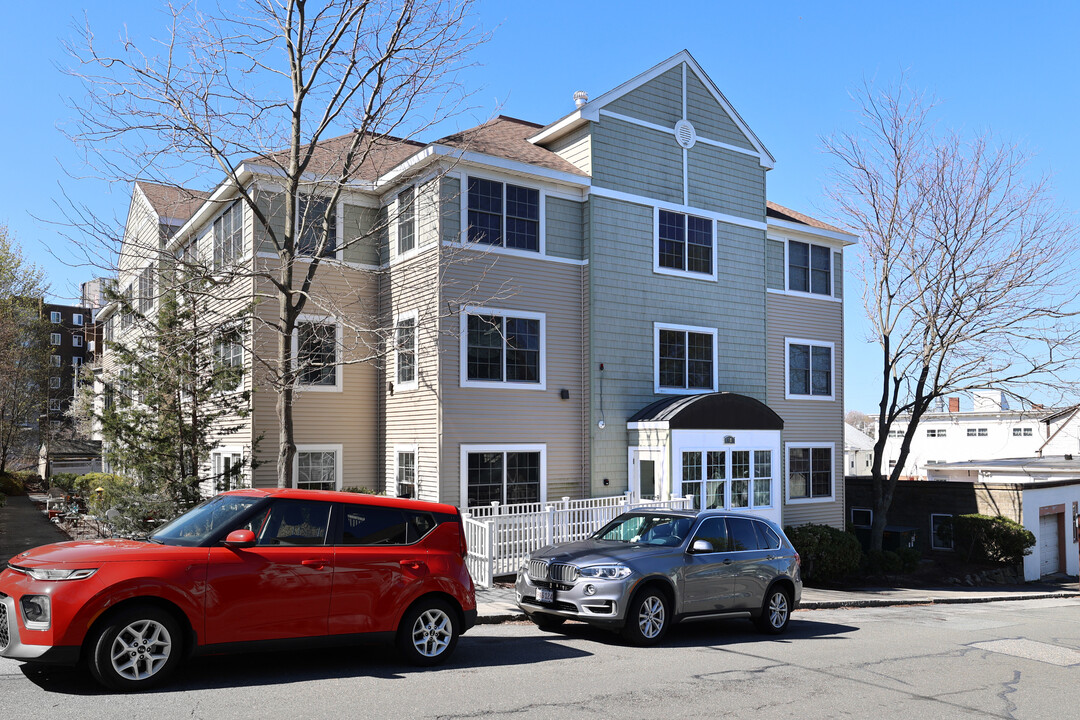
[463,493,692,588]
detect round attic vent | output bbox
[674,119,697,149]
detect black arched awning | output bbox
[629,392,784,431]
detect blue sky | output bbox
[2,1,1077,413]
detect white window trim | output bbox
[291,314,344,392]
[73,335,83,348]
[391,444,419,498]
[850,507,873,528]
[652,207,718,282]
[391,185,421,263]
[49,376,61,389]
[214,324,248,396]
[784,441,836,504]
[393,309,419,392]
[50,333,62,346]
[461,171,546,256]
[782,237,835,299]
[294,194,344,262]
[50,355,61,367]
[294,443,344,491]
[211,445,247,490]
[73,314,84,326]
[675,447,777,510]
[784,337,836,401]
[48,399,62,411]
[459,443,547,509]
[653,322,719,395]
[72,357,83,367]
[50,311,61,323]
[930,513,954,551]
[459,305,547,390]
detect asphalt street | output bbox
[2,597,1078,719]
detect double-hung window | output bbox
[788,240,832,295]
[138,264,155,314]
[786,339,833,399]
[50,311,61,323]
[50,355,61,367]
[295,445,342,490]
[73,335,83,348]
[655,323,716,393]
[50,333,62,346]
[467,177,540,251]
[214,201,244,270]
[461,308,544,388]
[462,445,544,507]
[395,312,417,390]
[657,209,713,276]
[73,314,84,326]
[297,196,337,258]
[212,450,244,491]
[296,319,339,389]
[681,449,772,511]
[215,328,245,391]
[396,186,416,256]
[787,445,833,501]
[396,449,417,498]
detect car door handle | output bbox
[301,558,330,569]
[722,559,733,565]
[400,560,427,571]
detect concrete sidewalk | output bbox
[474,578,1080,624]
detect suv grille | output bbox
[0,593,9,652]
[528,560,577,583]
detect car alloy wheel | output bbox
[621,588,670,646]
[756,587,792,634]
[638,596,665,639]
[397,598,460,666]
[88,604,184,691]
[110,619,173,681]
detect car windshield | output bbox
[592,514,692,546]
[150,494,266,546]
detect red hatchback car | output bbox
[0,488,476,690]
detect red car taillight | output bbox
[455,514,468,558]
[794,551,801,569]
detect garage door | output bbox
[1039,514,1060,576]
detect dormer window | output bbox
[467,177,539,251]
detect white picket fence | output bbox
[462,493,692,588]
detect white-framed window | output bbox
[396,186,416,257]
[850,507,873,528]
[460,306,545,389]
[48,399,62,412]
[50,333,62,346]
[72,357,83,368]
[930,513,954,550]
[104,316,114,343]
[295,444,343,491]
[787,239,832,296]
[927,428,946,438]
[87,340,95,353]
[466,176,541,252]
[293,316,342,391]
[73,313,84,326]
[887,428,904,438]
[49,376,61,389]
[655,208,715,279]
[679,449,772,511]
[50,355,61,367]
[297,195,337,258]
[888,459,897,468]
[138,264,155,314]
[49,311,61,323]
[785,338,834,400]
[394,310,418,391]
[394,445,418,498]
[786,443,834,503]
[966,427,988,437]
[654,322,717,394]
[1012,427,1033,437]
[213,200,244,270]
[73,335,83,348]
[460,444,546,508]
[211,448,245,491]
[214,327,245,391]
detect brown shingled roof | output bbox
[135,181,211,224]
[766,201,846,234]
[246,131,427,183]
[437,116,588,177]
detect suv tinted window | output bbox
[727,517,761,551]
[692,517,730,552]
[339,505,409,545]
[754,520,781,550]
[257,500,331,546]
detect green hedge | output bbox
[0,472,25,496]
[952,514,1035,566]
[784,523,863,583]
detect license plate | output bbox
[536,588,554,603]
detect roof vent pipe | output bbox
[574,90,589,109]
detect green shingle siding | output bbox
[766,239,785,290]
[440,176,461,245]
[342,204,378,266]
[606,65,683,128]
[685,72,755,150]
[592,118,683,204]
[833,250,843,299]
[546,197,585,260]
[687,144,766,221]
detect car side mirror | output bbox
[689,539,714,554]
[224,529,256,548]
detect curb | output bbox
[799,591,1080,611]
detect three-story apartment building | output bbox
[101,51,854,527]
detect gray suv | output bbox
[515,510,802,645]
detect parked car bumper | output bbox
[514,570,630,626]
[0,593,79,665]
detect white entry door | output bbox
[629,448,665,501]
[1040,514,1061,576]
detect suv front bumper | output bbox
[514,570,632,626]
[0,594,79,665]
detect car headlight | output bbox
[578,564,632,580]
[20,595,51,629]
[23,567,98,581]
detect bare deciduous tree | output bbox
[65,0,487,488]
[825,79,1080,550]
